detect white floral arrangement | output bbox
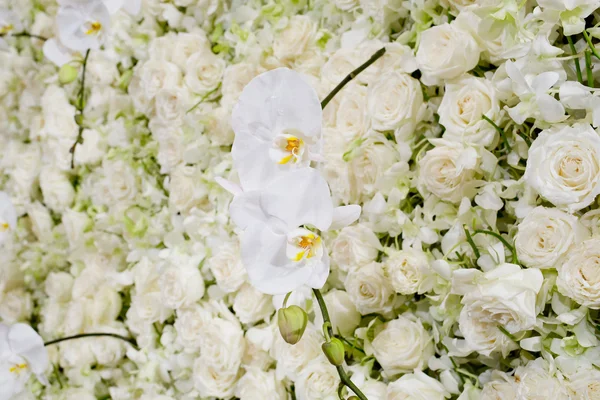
[1,0,600,399]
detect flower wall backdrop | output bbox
[1,0,600,399]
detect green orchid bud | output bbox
[322,337,345,366]
[348,397,359,400]
[58,64,78,85]
[278,305,308,344]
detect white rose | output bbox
[418,141,480,203]
[272,323,323,381]
[0,288,32,323]
[333,0,357,10]
[385,248,435,295]
[367,71,424,134]
[567,368,600,399]
[130,292,172,324]
[45,272,74,303]
[331,224,382,272]
[207,240,247,293]
[39,167,75,212]
[387,371,450,400]
[334,83,370,140]
[313,289,361,337]
[221,62,260,107]
[368,316,434,376]
[295,360,340,400]
[159,265,204,309]
[524,123,600,212]
[137,59,182,102]
[321,48,361,88]
[204,106,235,146]
[103,159,138,203]
[416,17,481,85]
[26,201,53,242]
[351,141,399,200]
[480,371,517,400]
[90,331,126,366]
[90,286,122,325]
[171,32,210,70]
[62,209,90,249]
[439,75,501,147]
[184,51,226,94]
[323,157,355,204]
[345,262,396,315]
[557,237,600,309]
[273,15,316,61]
[174,304,214,350]
[515,206,588,269]
[514,358,570,400]
[233,284,274,325]
[74,129,106,165]
[40,85,78,140]
[452,264,543,356]
[168,165,208,213]
[154,87,189,123]
[235,367,287,400]
[194,318,245,398]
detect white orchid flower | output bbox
[218,169,361,295]
[231,68,324,191]
[0,323,49,400]
[0,192,16,244]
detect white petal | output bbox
[102,0,124,14]
[532,71,559,93]
[261,168,333,231]
[329,205,361,230]
[123,0,141,15]
[215,177,243,196]
[8,324,48,375]
[304,250,330,290]
[231,129,279,191]
[0,192,16,229]
[0,370,18,400]
[537,93,565,123]
[42,39,73,67]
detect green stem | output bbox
[482,115,511,152]
[186,84,221,113]
[69,49,91,169]
[582,30,600,60]
[320,47,386,110]
[313,289,368,400]
[0,31,46,40]
[463,225,480,260]
[472,229,518,264]
[585,50,594,88]
[567,35,583,84]
[497,325,518,344]
[44,333,138,349]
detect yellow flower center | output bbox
[9,363,28,374]
[278,136,304,165]
[0,222,9,232]
[85,21,102,36]
[293,233,320,261]
[0,24,13,35]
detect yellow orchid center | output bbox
[293,233,321,261]
[85,21,102,36]
[9,363,28,374]
[270,132,306,165]
[0,24,13,35]
[279,136,304,165]
[0,222,9,232]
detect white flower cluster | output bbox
[1,0,600,399]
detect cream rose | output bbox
[174,304,214,350]
[102,159,138,203]
[567,368,600,399]
[416,16,480,85]
[344,262,396,315]
[439,74,500,147]
[45,272,74,303]
[154,87,189,123]
[418,141,480,203]
[367,70,425,133]
[184,51,226,94]
[235,367,287,400]
[272,323,323,381]
[514,358,570,400]
[330,224,382,272]
[207,240,247,293]
[158,265,205,309]
[557,237,600,309]
[26,202,53,242]
[295,360,340,400]
[515,206,588,269]
[171,32,210,70]
[273,15,316,61]
[168,164,208,213]
[334,83,370,140]
[524,124,600,212]
[313,289,361,337]
[368,316,434,376]
[387,371,450,400]
[0,288,32,323]
[233,284,274,325]
[136,59,182,104]
[384,248,435,295]
[39,167,75,212]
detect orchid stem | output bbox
[44,333,138,349]
[566,35,583,84]
[313,289,368,400]
[320,47,386,110]
[69,49,91,169]
[583,30,600,60]
[0,31,46,40]
[585,50,594,88]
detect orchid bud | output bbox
[322,337,345,366]
[278,305,308,344]
[58,64,78,85]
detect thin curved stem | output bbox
[320,47,386,110]
[313,289,368,400]
[0,31,47,40]
[44,333,138,349]
[69,49,91,169]
[473,229,518,264]
[583,30,600,60]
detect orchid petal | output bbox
[329,205,361,230]
[8,324,48,375]
[215,177,243,196]
[532,71,559,94]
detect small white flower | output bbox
[524,123,600,212]
[231,68,323,191]
[387,370,450,400]
[0,323,49,399]
[0,192,17,245]
[345,262,396,315]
